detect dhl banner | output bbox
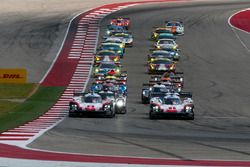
[0,69,27,83]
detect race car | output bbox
[94,50,120,65]
[150,71,184,88]
[98,43,125,58]
[112,33,133,47]
[95,74,127,85]
[110,17,131,30]
[148,49,180,62]
[93,62,122,77]
[68,92,115,118]
[151,27,173,40]
[104,25,127,37]
[154,39,178,50]
[148,58,176,74]
[149,92,194,120]
[104,37,126,48]
[165,21,184,35]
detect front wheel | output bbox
[185,112,194,120]
[149,111,157,119]
[106,110,115,118]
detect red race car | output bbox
[110,17,131,30]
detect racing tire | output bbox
[120,108,127,114]
[149,111,157,120]
[106,110,115,118]
[185,113,194,120]
[68,112,76,117]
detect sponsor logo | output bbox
[0,69,27,83]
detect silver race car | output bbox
[165,21,184,35]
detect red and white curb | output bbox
[228,8,250,52]
[228,8,250,34]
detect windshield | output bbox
[166,22,180,27]
[155,29,171,33]
[99,63,116,68]
[99,93,115,100]
[152,59,172,64]
[152,52,170,56]
[164,97,181,105]
[158,40,174,44]
[84,96,102,103]
[97,51,116,56]
[152,87,168,92]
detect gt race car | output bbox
[104,25,127,37]
[93,62,122,77]
[95,50,120,65]
[154,39,178,50]
[112,33,133,47]
[110,17,131,30]
[148,49,180,62]
[165,21,184,35]
[151,27,173,40]
[98,43,125,58]
[148,58,176,74]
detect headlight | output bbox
[95,68,99,72]
[157,45,161,49]
[170,65,174,70]
[96,57,100,61]
[70,104,78,110]
[104,104,111,110]
[116,68,120,72]
[117,50,122,53]
[180,78,183,82]
[114,57,118,62]
[185,106,192,112]
[142,90,149,97]
[178,87,181,92]
[150,58,154,62]
[106,30,110,35]
[150,64,154,69]
[153,105,160,112]
[116,100,124,107]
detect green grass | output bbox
[0,86,65,133]
[0,83,37,99]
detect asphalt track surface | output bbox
[29,1,250,161]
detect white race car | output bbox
[112,33,133,47]
[149,93,194,120]
[165,21,184,35]
[154,39,178,50]
[104,37,126,48]
[68,92,115,118]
